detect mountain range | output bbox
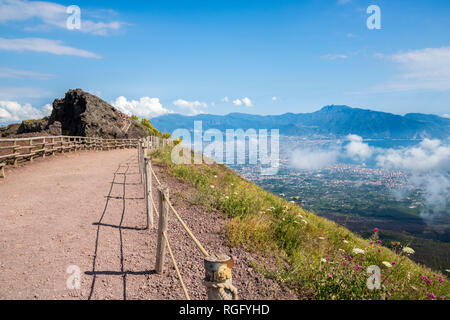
[151,105,450,139]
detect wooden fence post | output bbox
[138,140,142,183]
[140,141,145,183]
[29,139,34,162]
[42,138,46,158]
[144,156,153,229]
[156,186,169,274]
[203,254,238,300]
[13,140,18,167]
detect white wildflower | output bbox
[318,237,326,240]
[382,261,392,268]
[402,247,415,255]
[342,240,349,244]
[352,248,365,255]
[210,185,215,189]
[321,258,327,263]
[301,219,308,225]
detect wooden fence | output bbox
[0,136,138,174]
[138,137,239,300]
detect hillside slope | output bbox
[151,146,449,300]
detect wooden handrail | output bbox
[0,135,141,168]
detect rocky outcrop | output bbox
[17,117,50,134]
[48,89,147,139]
[47,121,62,136]
[0,123,21,137]
[3,89,148,139]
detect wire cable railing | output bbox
[137,136,239,300]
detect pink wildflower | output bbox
[428,293,436,300]
[374,228,380,232]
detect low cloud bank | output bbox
[288,135,450,217]
[290,148,339,170]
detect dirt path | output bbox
[0,149,295,300]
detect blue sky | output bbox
[0,0,449,123]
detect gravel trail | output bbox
[0,149,295,300]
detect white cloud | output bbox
[0,100,50,123]
[221,96,229,103]
[173,99,208,115]
[345,134,373,160]
[376,139,450,217]
[112,96,171,118]
[0,0,123,36]
[0,67,55,80]
[321,54,348,60]
[376,139,450,171]
[443,114,450,119]
[271,96,278,101]
[290,148,338,170]
[232,99,242,106]
[0,38,101,58]
[42,103,52,115]
[242,97,253,107]
[233,97,253,107]
[364,47,450,93]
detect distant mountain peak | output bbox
[150,104,450,140]
[319,105,352,112]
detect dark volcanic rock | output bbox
[47,121,62,136]
[17,117,49,134]
[0,123,21,137]
[1,89,148,139]
[49,89,147,139]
